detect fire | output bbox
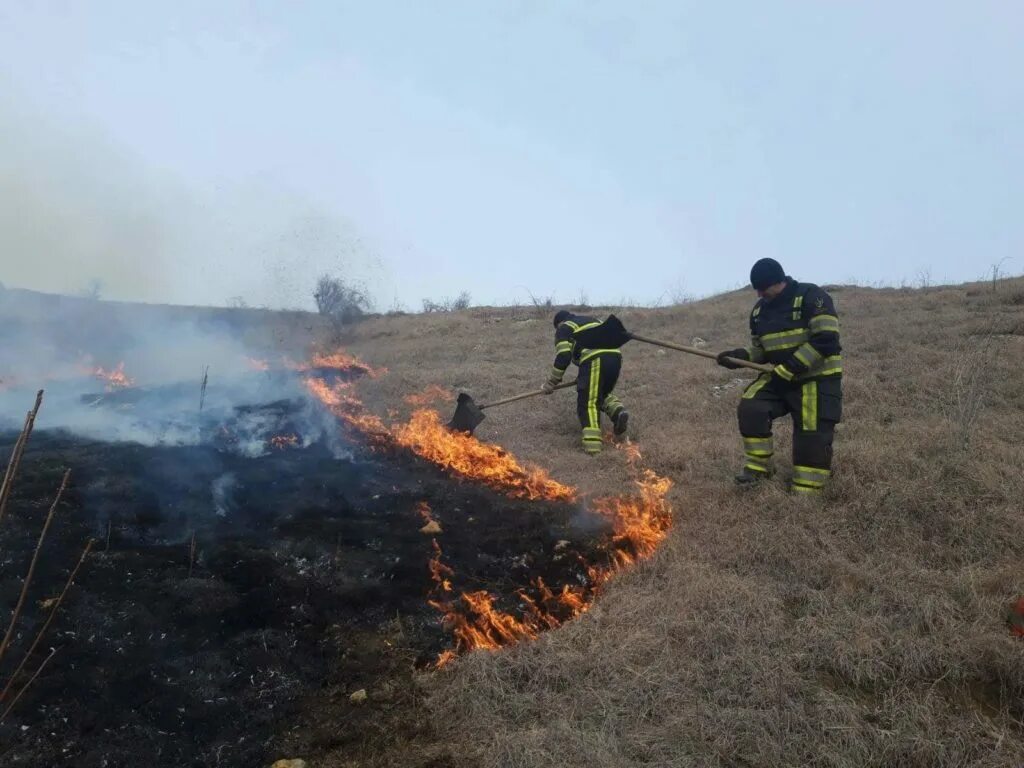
[304,375,574,502]
[243,349,384,377]
[393,410,576,502]
[291,350,385,377]
[269,434,299,450]
[428,539,453,594]
[404,385,452,408]
[298,354,673,665]
[432,590,540,654]
[429,461,673,666]
[591,468,673,571]
[416,501,435,524]
[303,377,391,440]
[91,362,134,391]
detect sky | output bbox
[0,1,1021,310]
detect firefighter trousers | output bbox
[737,374,842,493]
[576,353,624,454]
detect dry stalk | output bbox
[199,365,209,413]
[0,469,70,663]
[0,390,44,526]
[0,539,94,703]
[188,531,197,577]
[0,647,57,723]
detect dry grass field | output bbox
[326,277,1024,768]
[2,279,1021,767]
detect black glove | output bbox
[716,348,749,369]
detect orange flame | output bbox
[303,377,391,440]
[304,376,574,502]
[269,434,299,450]
[591,468,674,572]
[431,590,540,654]
[430,463,673,666]
[428,539,454,594]
[291,350,385,377]
[92,362,134,391]
[416,501,435,525]
[404,385,452,408]
[393,410,576,502]
[298,357,673,665]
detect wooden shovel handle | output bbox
[480,380,577,410]
[628,334,775,373]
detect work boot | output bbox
[613,409,629,436]
[734,466,771,486]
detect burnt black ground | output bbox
[0,422,606,767]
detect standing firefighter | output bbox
[716,259,842,494]
[542,310,630,454]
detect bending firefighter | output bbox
[716,259,843,494]
[542,310,629,454]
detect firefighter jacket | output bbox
[547,313,622,385]
[746,278,842,383]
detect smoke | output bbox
[0,289,343,454]
[0,95,383,310]
[0,100,187,304]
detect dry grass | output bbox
[330,278,1024,767]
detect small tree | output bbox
[80,278,104,301]
[421,292,471,313]
[314,274,372,328]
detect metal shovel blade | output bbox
[448,392,486,433]
[572,314,633,349]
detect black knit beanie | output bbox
[750,258,786,290]
[553,310,572,328]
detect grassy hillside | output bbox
[330,278,1024,767]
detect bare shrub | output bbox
[526,290,554,318]
[422,292,471,313]
[79,278,104,301]
[313,274,372,328]
[990,258,1010,292]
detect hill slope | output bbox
[332,278,1024,767]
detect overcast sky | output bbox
[1,2,1021,310]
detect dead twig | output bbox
[0,390,44,526]
[0,539,94,703]
[188,531,197,577]
[199,365,209,413]
[0,647,57,723]
[0,469,70,663]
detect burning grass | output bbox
[426,451,673,667]
[392,410,577,503]
[301,360,677,667]
[403,385,453,408]
[304,376,576,502]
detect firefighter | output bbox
[542,310,629,454]
[716,258,842,494]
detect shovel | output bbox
[448,380,576,434]
[573,315,774,373]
